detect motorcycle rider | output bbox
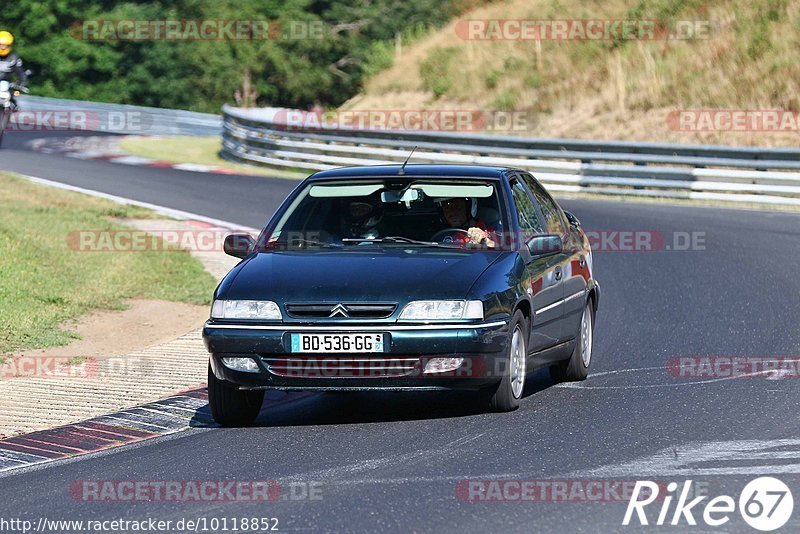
[0,31,28,110]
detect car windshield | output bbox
[265,178,507,250]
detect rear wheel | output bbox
[485,310,528,412]
[208,364,264,427]
[550,302,593,382]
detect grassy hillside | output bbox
[343,0,800,146]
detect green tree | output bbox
[3,0,468,112]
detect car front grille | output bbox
[285,303,397,319]
[261,356,419,378]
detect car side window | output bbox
[521,173,565,235]
[510,180,545,235]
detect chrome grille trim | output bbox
[285,303,397,319]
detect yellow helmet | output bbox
[0,31,13,57]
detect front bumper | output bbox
[203,319,510,391]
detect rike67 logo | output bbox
[624,477,793,531]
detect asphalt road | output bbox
[0,131,297,227]
[2,130,799,533]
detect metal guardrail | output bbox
[18,95,221,136]
[221,105,800,206]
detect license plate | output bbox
[290,333,385,353]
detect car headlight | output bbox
[211,300,282,320]
[398,300,483,321]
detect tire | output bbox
[550,302,594,382]
[0,109,7,148]
[208,364,265,427]
[485,309,529,412]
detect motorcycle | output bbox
[0,79,29,148]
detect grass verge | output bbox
[0,173,217,353]
[119,135,306,179]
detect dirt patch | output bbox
[12,299,209,360]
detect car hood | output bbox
[219,248,504,303]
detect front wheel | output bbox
[0,108,8,148]
[208,364,265,427]
[484,309,529,412]
[550,302,594,382]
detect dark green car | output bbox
[203,165,599,426]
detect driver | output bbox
[438,197,496,248]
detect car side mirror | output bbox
[224,233,255,259]
[564,211,581,228]
[527,234,563,257]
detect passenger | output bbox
[341,199,383,241]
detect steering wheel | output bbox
[430,227,470,243]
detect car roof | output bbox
[308,164,514,180]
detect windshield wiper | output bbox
[342,236,457,248]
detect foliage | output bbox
[419,46,459,98]
[2,0,466,111]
